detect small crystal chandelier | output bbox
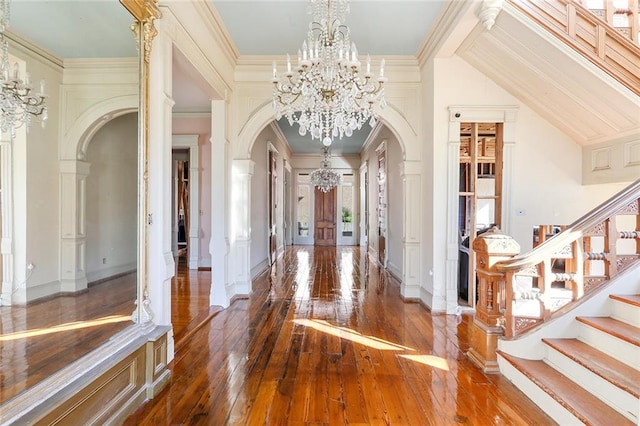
[0,0,47,139]
[271,0,387,147]
[310,147,341,192]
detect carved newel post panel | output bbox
[467,227,520,373]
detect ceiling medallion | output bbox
[271,0,387,147]
[310,147,341,192]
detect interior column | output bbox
[210,100,231,307]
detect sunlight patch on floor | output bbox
[0,315,131,341]
[400,354,450,371]
[293,318,415,351]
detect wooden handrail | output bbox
[470,179,640,343]
[507,0,640,96]
[496,179,640,273]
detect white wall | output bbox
[85,114,138,282]
[7,42,64,303]
[422,54,627,311]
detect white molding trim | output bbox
[0,140,14,305]
[445,105,519,314]
[172,135,200,270]
[359,161,368,248]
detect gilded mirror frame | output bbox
[120,0,161,323]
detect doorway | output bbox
[314,187,337,246]
[458,122,503,307]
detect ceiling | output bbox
[8,0,446,155]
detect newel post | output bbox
[467,227,520,373]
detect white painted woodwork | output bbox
[210,100,231,307]
[498,263,640,423]
[498,355,584,425]
[611,296,640,327]
[445,106,518,314]
[0,139,14,305]
[148,22,176,360]
[231,159,255,297]
[544,344,638,422]
[400,160,421,299]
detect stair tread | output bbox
[576,316,640,346]
[610,294,640,308]
[499,352,633,426]
[543,338,640,398]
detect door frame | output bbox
[337,170,357,246]
[267,143,279,264]
[446,105,518,313]
[171,135,200,270]
[293,170,315,245]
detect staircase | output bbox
[497,265,640,424]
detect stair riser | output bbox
[498,355,583,425]
[611,299,640,328]
[545,347,639,423]
[578,324,640,370]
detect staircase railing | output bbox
[507,0,640,96]
[467,180,640,373]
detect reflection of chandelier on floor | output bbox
[271,0,387,147]
[0,0,48,139]
[310,147,341,193]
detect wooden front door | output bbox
[314,187,337,246]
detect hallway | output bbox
[127,246,552,425]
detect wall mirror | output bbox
[0,1,142,406]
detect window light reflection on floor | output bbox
[293,318,450,370]
[0,315,132,341]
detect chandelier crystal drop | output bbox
[0,0,48,139]
[271,0,387,147]
[310,147,341,193]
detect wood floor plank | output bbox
[125,246,555,425]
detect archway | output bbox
[60,96,137,292]
[233,102,423,300]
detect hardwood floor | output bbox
[0,273,136,404]
[0,254,212,407]
[126,246,555,425]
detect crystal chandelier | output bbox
[271,0,387,147]
[0,0,47,139]
[310,147,341,192]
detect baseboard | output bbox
[1,325,171,425]
[197,267,212,271]
[86,262,136,284]
[251,259,269,280]
[88,270,136,287]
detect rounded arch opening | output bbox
[61,94,138,160]
[236,102,418,161]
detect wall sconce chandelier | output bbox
[0,0,48,139]
[271,0,387,147]
[310,147,341,192]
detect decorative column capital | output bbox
[400,160,421,177]
[478,0,504,30]
[233,159,255,176]
[59,159,91,176]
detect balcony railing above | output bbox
[508,0,640,96]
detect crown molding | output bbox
[416,0,476,66]
[172,108,212,119]
[193,1,240,65]
[4,30,63,69]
